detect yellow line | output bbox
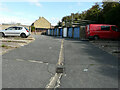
[45,39,64,89]
[58,39,64,65]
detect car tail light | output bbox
[26,30,29,32]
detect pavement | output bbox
[2,35,119,89]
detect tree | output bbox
[85,3,102,23]
[61,1,120,27]
[102,1,120,26]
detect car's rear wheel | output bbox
[20,33,26,38]
[94,35,99,40]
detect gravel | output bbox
[90,40,120,58]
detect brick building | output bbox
[31,17,51,32]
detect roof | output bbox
[32,17,51,25]
[41,17,51,24]
[89,24,116,26]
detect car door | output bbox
[101,26,111,39]
[14,27,23,36]
[111,26,120,39]
[4,27,16,36]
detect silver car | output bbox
[0,26,31,38]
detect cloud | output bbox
[77,2,83,6]
[0,14,60,26]
[27,0,42,7]
[0,15,33,25]
[0,2,2,6]
[0,2,10,12]
[35,2,42,7]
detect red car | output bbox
[86,24,120,40]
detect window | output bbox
[13,27,22,30]
[101,26,110,31]
[6,27,16,30]
[112,26,120,32]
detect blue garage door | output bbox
[60,28,62,36]
[51,29,53,35]
[57,28,59,36]
[74,27,80,38]
[50,29,52,35]
[54,29,57,36]
[68,27,73,38]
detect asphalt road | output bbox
[59,39,118,88]
[2,35,119,88]
[2,35,61,88]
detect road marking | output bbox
[46,73,62,89]
[16,59,24,61]
[28,60,43,63]
[45,39,64,89]
[16,59,49,65]
[58,39,64,65]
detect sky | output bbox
[0,1,102,26]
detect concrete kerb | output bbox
[0,39,27,43]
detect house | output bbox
[31,17,51,32]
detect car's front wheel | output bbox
[0,33,5,37]
[20,33,27,38]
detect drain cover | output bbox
[56,66,64,73]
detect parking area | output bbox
[1,34,119,88]
[0,36,35,55]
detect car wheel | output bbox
[1,33,5,37]
[26,36,28,38]
[94,36,99,40]
[88,38,93,41]
[118,38,120,41]
[21,33,26,38]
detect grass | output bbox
[90,64,95,66]
[1,44,7,47]
[1,44,13,49]
[8,41,12,42]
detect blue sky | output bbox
[0,2,98,26]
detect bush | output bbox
[31,26,35,32]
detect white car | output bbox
[0,26,31,38]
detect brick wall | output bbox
[33,17,51,29]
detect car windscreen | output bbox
[111,26,120,32]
